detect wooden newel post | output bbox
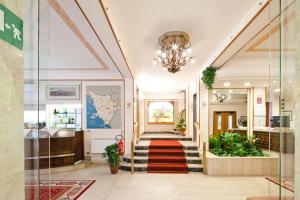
[202,141,206,174]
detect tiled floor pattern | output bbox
[37,164,293,200]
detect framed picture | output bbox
[148,101,174,124]
[282,110,292,121]
[82,81,124,130]
[46,84,80,100]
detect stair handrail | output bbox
[194,122,206,174]
[131,122,139,174]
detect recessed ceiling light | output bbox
[224,82,230,87]
[244,82,251,87]
[228,90,233,94]
[274,88,280,93]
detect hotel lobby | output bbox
[1,0,300,199]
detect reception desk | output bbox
[24,129,84,169]
[230,128,295,153]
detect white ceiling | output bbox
[102,0,260,93]
[24,0,133,80]
[214,0,296,89]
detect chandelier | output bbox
[153,31,195,73]
[213,93,231,103]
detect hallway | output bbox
[0,0,299,199]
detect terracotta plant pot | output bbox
[180,129,186,136]
[109,165,119,174]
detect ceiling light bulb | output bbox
[153,60,158,66]
[244,82,251,87]
[224,82,230,87]
[172,44,178,50]
[190,58,195,64]
[157,50,162,55]
[187,48,192,54]
[274,88,280,93]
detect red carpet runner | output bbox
[147,140,188,173]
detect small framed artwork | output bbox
[282,110,292,121]
[46,84,80,100]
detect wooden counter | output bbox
[230,128,294,153]
[24,129,84,169]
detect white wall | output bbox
[199,83,209,147]
[124,78,134,155]
[294,1,300,197]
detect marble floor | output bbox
[38,163,293,200]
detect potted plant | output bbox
[201,67,217,90]
[175,118,186,136]
[103,143,120,174]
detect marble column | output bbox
[0,0,24,199]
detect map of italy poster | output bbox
[86,85,121,129]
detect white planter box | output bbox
[206,152,278,176]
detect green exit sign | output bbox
[0,3,23,50]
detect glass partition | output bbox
[211,0,296,198]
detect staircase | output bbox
[120,132,203,173]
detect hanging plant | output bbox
[201,67,217,90]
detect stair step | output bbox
[123,156,202,164]
[140,137,192,141]
[120,163,203,172]
[148,163,188,172]
[134,150,200,157]
[135,145,197,150]
[148,149,185,156]
[148,156,186,163]
[143,131,181,135]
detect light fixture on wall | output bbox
[212,93,230,103]
[153,31,195,73]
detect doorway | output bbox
[213,111,236,136]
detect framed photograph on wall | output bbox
[46,84,80,100]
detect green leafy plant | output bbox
[209,133,265,157]
[103,143,120,167]
[201,67,217,90]
[175,118,186,131]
